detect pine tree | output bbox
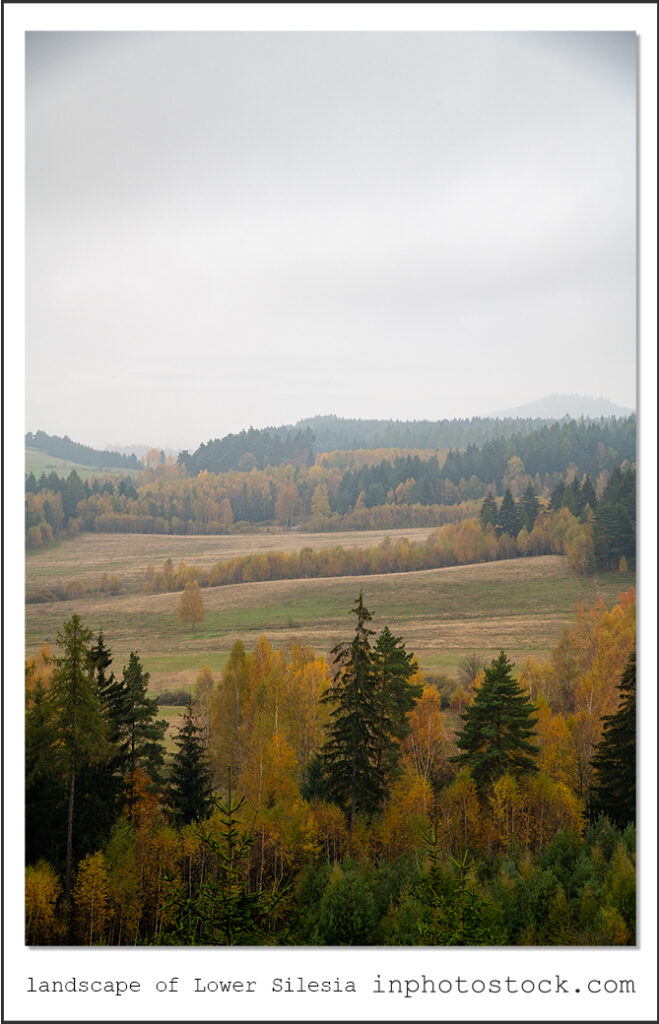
[451,651,538,794]
[589,652,636,828]
[168,697,214,826]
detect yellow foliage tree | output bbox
[178,580,205,631]
[73,851,110,945]
[25,861,62,945]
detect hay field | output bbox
[25,526,440,594]
[25,538,635,696]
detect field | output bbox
[25,526,441,594]
[25,531,635,698]
[25,447,140,480]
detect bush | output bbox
[157,689,193,706]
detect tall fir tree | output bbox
[321,592,382,829]
[371,626,422,779]
[589,651,636,828]
[451,651,539,794]
[49,615,109,898]
[25,672,65,868]
[75,632,128,850]
[320,593,422,829]
[498,488,520,538]
[119,652,167,815]
[168,697,214,825]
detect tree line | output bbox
[25,427,635,550]
[26,588,635,945]
[26,430,141,470]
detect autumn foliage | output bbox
[25,588,636,945]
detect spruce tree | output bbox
[158,771,288,945]
[321,592,381,829]
[520,484,540,531]
[589,651,636,828]
[371,626,422,778]
[320,594,422,829]
[168,697,214,825]
[451,651,538,794]
[479,493,498,529]
[119,652,167,813]
[77,632,128,844]
[498,488,520,538]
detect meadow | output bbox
[26,531,635,699]
[25,448,140,480]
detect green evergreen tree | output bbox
[119,652,167,812]
[479,493,498,529]
[371,626,422,778]
[589,651,636,828]
[450,651,539,794]
[76,632,127,847]
[520,484,540,531]
[25,674,65,868]
[321,592,382,829]
[168,697,214,825]
[594,467,636,569]
[498,488,520,537]
[415,834,501,945]
[158,771,288,945]
[581,474,597,511]
[49,615,109,897]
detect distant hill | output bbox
[489,394,634,420]
[25,430,141,472]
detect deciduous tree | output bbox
[178,580,205,632]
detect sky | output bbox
[25,29,638,451]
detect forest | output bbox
[25,587,635,946]
[25,417,635,578]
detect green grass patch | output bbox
[26,448,139,480]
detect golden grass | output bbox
[26,551,634,696]
[25,526,440,592]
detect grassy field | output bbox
[25,526,441,594]
[26,448,140,480]
[25,531,635,696]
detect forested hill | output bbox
[177,426,315,475]
[26,431,141,471]
[294,414,557,452]
[294,412,637,455]
[179,414,636,474]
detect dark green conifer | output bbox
[168,697,214,825]
[589,652,636,828]
[451,651,538,794]
[321,592,381,829]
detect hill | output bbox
[490,394,634,420]
[25,430,141,472]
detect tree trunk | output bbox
[66,759,76,896]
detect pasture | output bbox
[25,448,140,480]
[25,530,635,696]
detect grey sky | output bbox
[26,31,637,451]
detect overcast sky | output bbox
[26,30,637,451]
